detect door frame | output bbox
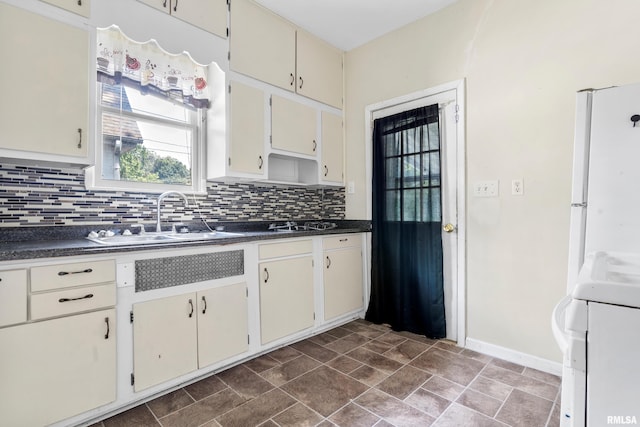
[364,79,466,344]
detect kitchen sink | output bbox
[165,231,246,240]
[87,231,247,246]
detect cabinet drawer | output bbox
[259,239,313,259]
[0,270,27,327]
[31,260,115,292]
[323,235,360,250]
[31,284,116,320]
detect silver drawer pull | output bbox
[339,238,348,242]
[58,268,93,276]
[58,293,94,303]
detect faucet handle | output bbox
[172,223,189,234]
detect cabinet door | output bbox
[324,247,364,321]
[197,283,248,367]
[172,0,228,38]
[587,302,640,426]
[0,270,27,327]
[0,4,89,159]
[296,30,343,108]
[271,95,317,156]
[229,82,265,174]
[259,257,314,344]
[321,111,344,184]
[41,0,91,17]
[0,309,116,426]
[133,294,198,391]
[230,0,295,91]
[138,0,170,13]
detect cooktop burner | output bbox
[268,221,337,232]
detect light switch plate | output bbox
[473,180,499,197]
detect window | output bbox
[98,82,200,188]
[86,25,224,193]
[378,105,442,223]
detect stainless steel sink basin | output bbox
[165,231,246,240]
[87,231,246,246]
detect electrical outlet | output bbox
[473,180,499,197]
[347,181,355,194]
[512,179,524,195]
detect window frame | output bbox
[87,81,207,194]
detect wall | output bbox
[344,0,640,361]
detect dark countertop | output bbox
[0,220,371,262]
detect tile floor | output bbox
[94,319,561,427]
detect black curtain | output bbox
[366,104,446,339]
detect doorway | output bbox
[364,80,465,343]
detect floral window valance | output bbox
[97,25,210,109]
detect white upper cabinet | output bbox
[208,81,266,180]
[271,95,317,157]
[41,0,91,17]
[230,0,296,91]
[321,111,344,184]
[229,82,266,175]
[230,0,343,108]
[138,0,228,38]
[296,30,343,109]
[0,3,90,164]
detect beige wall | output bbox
[345,0,640,361]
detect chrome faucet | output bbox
[156,191,189,233]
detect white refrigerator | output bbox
[554,83,640,426]
[567,83,640,287]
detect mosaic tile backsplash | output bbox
[0,163,345,227]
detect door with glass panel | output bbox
[366,90,458,340]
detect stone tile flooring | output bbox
[95,320,561,427]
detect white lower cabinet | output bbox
[197,283,249,368]
[133,293,198,392]
[0,309,116,426]
[0,269,27,327]
[259,240,314,344]
[323,236,364,321]
[133,282,248,391]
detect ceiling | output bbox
[253,0,459,51]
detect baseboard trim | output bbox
[465,338,562,376]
